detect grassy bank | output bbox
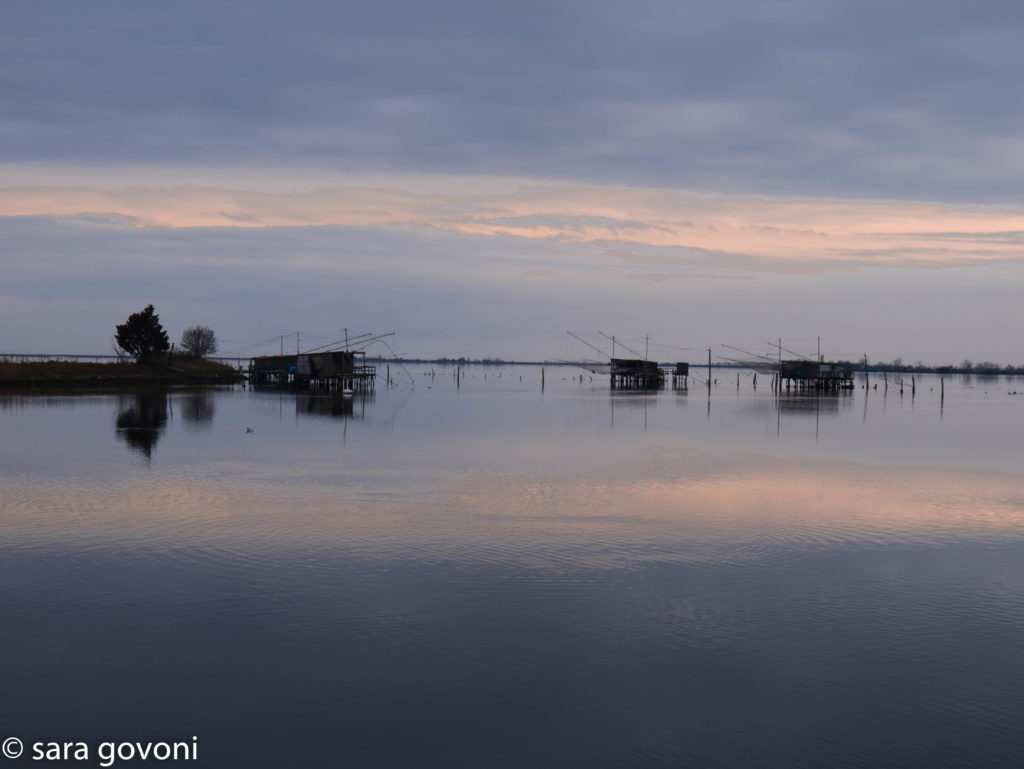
[0,357,244,388]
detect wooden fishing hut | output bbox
[672,362,689,390]
[778,360,854,391]
[250,351,376,391]
[299,351,375,391]
[249,355,297,386]
[610,358,664,389]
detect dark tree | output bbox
[115,304,170,363]
[180,325,218,358]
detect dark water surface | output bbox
[2,367,1024,767]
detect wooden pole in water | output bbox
[707,348,712,392]
[941,377,944,406]
[542,367,545,391]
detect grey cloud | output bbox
[6,1,1024,200]
[886,231,1024,244]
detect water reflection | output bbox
[115,390,168,459]
[296,391,373,420]
[179,390,215,427]
[775,391,852,415]
[6,370,1024,767]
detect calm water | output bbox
[2,366,1024,767]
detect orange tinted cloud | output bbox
[3,175,1024,269]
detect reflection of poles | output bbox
[707,351,712,420]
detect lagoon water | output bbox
[3,365,1024,767]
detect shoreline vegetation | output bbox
[0,357,244,388]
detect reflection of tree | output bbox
[115,390,168,459]
[180,391,215,427]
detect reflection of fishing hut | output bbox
[776,392,849,415]
[610,358,664,389]
[296,391,373,418]
[779,360,854,391]
[672,362,689,390]
[250,351,376,391]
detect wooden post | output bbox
[542,367,545,391]
[941,377,944,406]
[707,348,712,392]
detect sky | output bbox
[4,0,1024,364]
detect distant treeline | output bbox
[849,359,1024,376]
[368,356,1024,375]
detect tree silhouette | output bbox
[180,325,218,358]
[115,305,170,363]
[115,390,168,459]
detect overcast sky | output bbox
[4,0,1024,363]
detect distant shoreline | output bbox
[4,356,1020,385]
[0,358,244,389]
[369,357,1024,376]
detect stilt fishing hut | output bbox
[778,360,854,391]
[610,358,664,389]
